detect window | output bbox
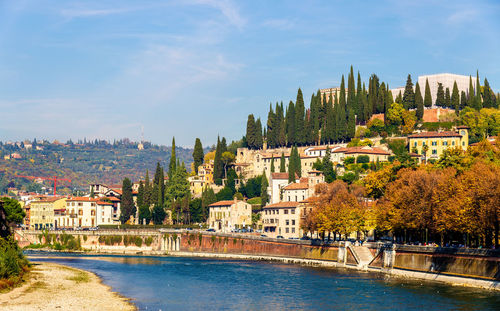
[285,228,289,233]
[292,228,295,233]
[91,210,95,216]
[286,220,289,225]
[78,203,83,207]
[292,220,295,225]
[291,209,295,214]
[431,141,437,146]
[78,209,83,215]
[284,209,288,214]
[432,149,437,155]
[414,142,417,147]
[422,141,426,146]
[452,141,455,146]
[443,141,448,146]
[462,141,465,146]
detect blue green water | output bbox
[27,252,499,310]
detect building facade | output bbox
[30,197,67,230]
[208,199,252,232]
[408,126,469,160]
[261,201,302,238]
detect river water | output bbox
[27,252,499,310]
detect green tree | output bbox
[279,152,286,173]
[192,138,204,174]
[138,205,151,225]
[424,78,432,108]
[151,205,166,225]
[286,101,296,146]
[402,74,415,109]
[246,114,256,149]
[119,178,135,224]
[451,81,460,114]
[322,147,336,183]
[168,137,177,179]
[270,155,275,173]
[295,88,306,145]
[261,173,269,206]
[137,181,144,208]
[445,87,451,108]
[475,70,482,110]
[255,118,263,149]
[221,151,235,179]
[436,83,445,107]
[213,136,223,185]
[1,197,25,226]
[415,82,424,120]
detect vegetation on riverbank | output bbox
[0,237,30,291]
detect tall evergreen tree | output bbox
[475,70,482,109]
[213,136,223,185]
[279,152,286,173]
[260,173,269,206]
[468,75,475,109]
[415,82,424,120]
[460,91,467,110]
[221,137,227,153]
[288,146,301,182]
[286,101,295,146]
[119,178,135,224]
[144,170,151,207]
[424,78,432,108]
[278,102,286,147]
[482,78,495,108]
[322,147,336,183]
[436,83,445,107]
[192,138,204,174]
[356,71,362,120]
[157,167,165,206]
[368,74,380,115]
[445,87,451,108]
[402,74,415,109]
[266,104,276,148]
[137,181,144,209]
[168,137,176,179]
[347,108,356,140]
[270,155,275,173]
[295,88,306,145]
[347,65,356,113]
[362,83,370,122]
[451,81,460,114]
[338,75,347,141]
[255,118,263,149]
[246,114,256,149]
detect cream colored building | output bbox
[30,197,67,230]
[262,201,303,238]
[208,199,252,232]
[408,126,469,160]
[58,197,112,229]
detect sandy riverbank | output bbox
[0,262,135,311]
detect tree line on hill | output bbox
[246,67,499,149]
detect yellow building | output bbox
[208,199,252,232]
[408,126,469,160]
[261,201,303,238]
[30,197,67,230]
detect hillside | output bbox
[0,140,197,194]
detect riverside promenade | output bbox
[15,229,500,291]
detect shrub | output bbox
[83,235,88,242]
[145,237,153,246]
[356,155,370,164]
[0,237,29,280]
[344,157,355,165]
[134,236,143,247]
[198,233,203,245]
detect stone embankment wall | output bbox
[16,230,500,290]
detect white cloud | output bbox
[186,0,246,29]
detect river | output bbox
[27,252,499,310]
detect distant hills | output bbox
[0,139,198,194]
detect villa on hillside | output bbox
[207,199,252,233]
[408,126,469,160]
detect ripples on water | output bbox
[27,252,500,311]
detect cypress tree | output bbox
[424,78,432,108]
[168,137,176,178]
[475,70,482,109]
[460,91,467,110]
[338,75,347,141]
[286,101,295,146]
[157,168,164,207]
[436,83,445,107]
[347,108,356,140]
[246,114,256,149]
[261,172,269,206]
[192,138,204,174]
[144,169,151,206]
[402,74,415,110]
[221,137,227,153]
[295,147,301,178]
[288,147,296,183]
[270,155,275,173]
[137,181,144,208]
[451,82,460,113]
[468,76,475,109]
[213,136,223,185]
[415,82,424,120]
[362,83,370,122]
[395,91,402,104]
[445,87,451,108]
[377,82,386,113]
[255,118,263,149]
[356,71,362,120]
[266,104,276,148]
[279,152,286,173]
[347,65,356,113]
[369,74,380,115]
[295,88,305,145]
[482,78,494,108]
[119,178,135,224]
[322,147,336,183]
[310,93,320,144]
[278,102,286,147]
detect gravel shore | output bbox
[0,262,135,311]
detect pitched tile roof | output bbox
[408,131,462,138]
[263,201,300,208]
[344,146,391,155]
[67,197,99,202]
[208,200,239,207]
[284,183,309,190]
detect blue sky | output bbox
[0,0,499,147]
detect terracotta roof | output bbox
[32,197,64,203]
[344,146,390,155]
[284,183,309,190]
[307,145,338,152]
[263,201,300,208]
[408,131,462,138]
[271,172,289,180]
[67,197,98,202]
[97,201,113,205]
[456,125,470,129]
[107,196,121,202]
[208,200,239,207]
[299,177,308,183]
[299,198,312,203]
